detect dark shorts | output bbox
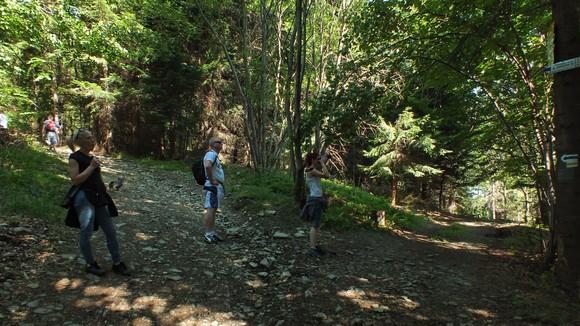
[308,197,324,228]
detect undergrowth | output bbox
[0,138,69,222]
[2,144,426,231]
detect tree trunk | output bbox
[521,188,530,224]
[491,182,496,220]
[438,173,445,210]
[391,175,397,206]
[292,0,305,205]
[552,0,580,298]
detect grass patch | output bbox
[0,140,70,222]
[123,155,189,172]
[227,165,295,216]
[227,165,426,230]
[437,222,467,240]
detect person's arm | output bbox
[69,157,99,186]
[204,156,219,185]
[306,161,330,179]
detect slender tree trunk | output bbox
[552,0,580,297]
[438,173,445,210]
[521,188,530,224]
[491,182,497,221]
[391,175,398,206]
[292,0,305,205]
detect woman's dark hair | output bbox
[304,151,319,167]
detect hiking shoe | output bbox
[112,262,131,276]
[309,247,324,258]
[85,262,106,276]
[315,245,327,256]
[204,233,217,244]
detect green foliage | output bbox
[324,181,427,229]
[436,222,467,240]
[226,164,426,230]
[227,165,295,215]
[364,108,441,178]
[0,140,69,222]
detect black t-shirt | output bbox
[70,151,108,206]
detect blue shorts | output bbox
[204,184,224,209]
[46,131,58,145]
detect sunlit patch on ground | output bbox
[158,308,247,326]
[467,307,496,318]
[132,316,154,326]
[135,232,155,240]
[337,288,392,312]
[120,210,142,216]
[36,250,55,263]
[399,295,420,310]
[54,277,84,291]
[132,296,168,314]
[76,285,132,311]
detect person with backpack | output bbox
[65,128,131,276]
[201,137,225,243]
[42,115,59,151]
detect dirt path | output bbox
[0,153,578,325]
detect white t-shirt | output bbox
[203,150,224,185]
[306,173,323,197]
[0,113,7,129]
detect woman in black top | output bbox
[67,129,130,276]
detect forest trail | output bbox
[0,151,577,326]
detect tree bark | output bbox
[292,0,305,205]
[552,0,580,298]
[391,175,397,206]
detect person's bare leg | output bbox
[204,208,217,232]
[310,227,319,248]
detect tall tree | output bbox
[364,108,441,206]
[552,0,580,297]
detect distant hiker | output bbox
[42,115,59,151]
[202,136,225,243]
[0,111,8,129]
[54,113,63,145]
[65,128,130,277]
[301,151,330,258]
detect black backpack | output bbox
[192,155,217,185]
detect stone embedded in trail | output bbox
[260,258,273,268]
[167,275,182,281]
[26,300,40,308]
[293,230,307,238]
[226,227,242,235]
[372,305,390,313]
[314,312,327,320]
[204,271,215,278]
[33,307,51,315]
[273,232,290,239]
